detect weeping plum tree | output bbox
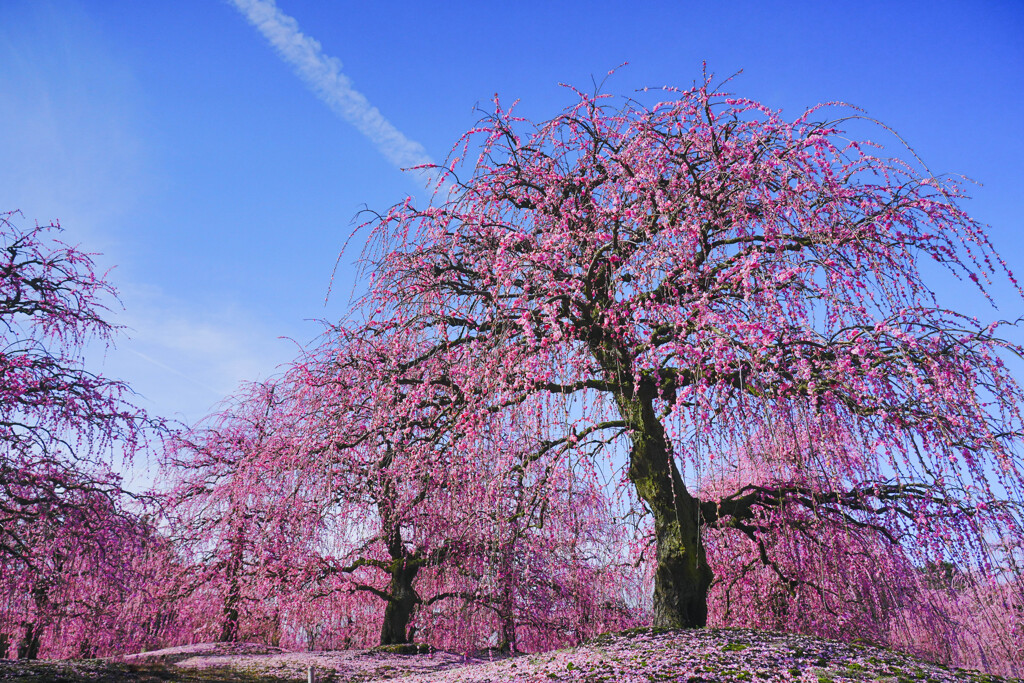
[0,212,152,657]
[287,323,637,648]
[701,418,1023,676]
[1,212,144,556]
[287,325,470,647]
[355,76,1024,629]
[162,380,323,646]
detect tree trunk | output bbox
[621,390,713,627]
[593,333,712,626]
[219,537,244,642]
[647,491,712,628]
[497,595,516,652]
[379,560,420,645]
[18,583,49,660]
[17,622,41,660]
[219,595,240,643]
[594,336,713,628]
[376,462,423,646]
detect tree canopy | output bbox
[353,76,1024,628]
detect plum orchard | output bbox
[357,78,1024,628]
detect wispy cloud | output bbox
[92,283,300,426]
[230,0,435,183]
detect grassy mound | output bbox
[392,628,1022,682]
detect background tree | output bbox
[161,380,323,646]
[276,325,456,646]
[0,211,153,658]
[286,323,535,647]
[266,322,641,651]
[0,500,176,660]
[354,76,1024,629]
[0,468,143,658]
[701,422,1024,678]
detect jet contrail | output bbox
[229,0,435,184]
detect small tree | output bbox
[162,381,321,646]
[286,324,502,647]
[354,76,1024,629]
[282,323,641,650]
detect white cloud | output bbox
[79,283,309,492]
[230,0,436,185]
[91,284,300,426]
[0,8,149,251]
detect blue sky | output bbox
[1,0,1022,478]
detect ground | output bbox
[0,628,1018,682]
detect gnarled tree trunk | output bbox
[596,342,713,628]
[376,502,422,645]
[620,392,713,627]
[379,559,420,645]
[17,622,41,660]
[17,583,49,660]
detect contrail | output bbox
[125,348,225,397]
[229,0,436,185]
